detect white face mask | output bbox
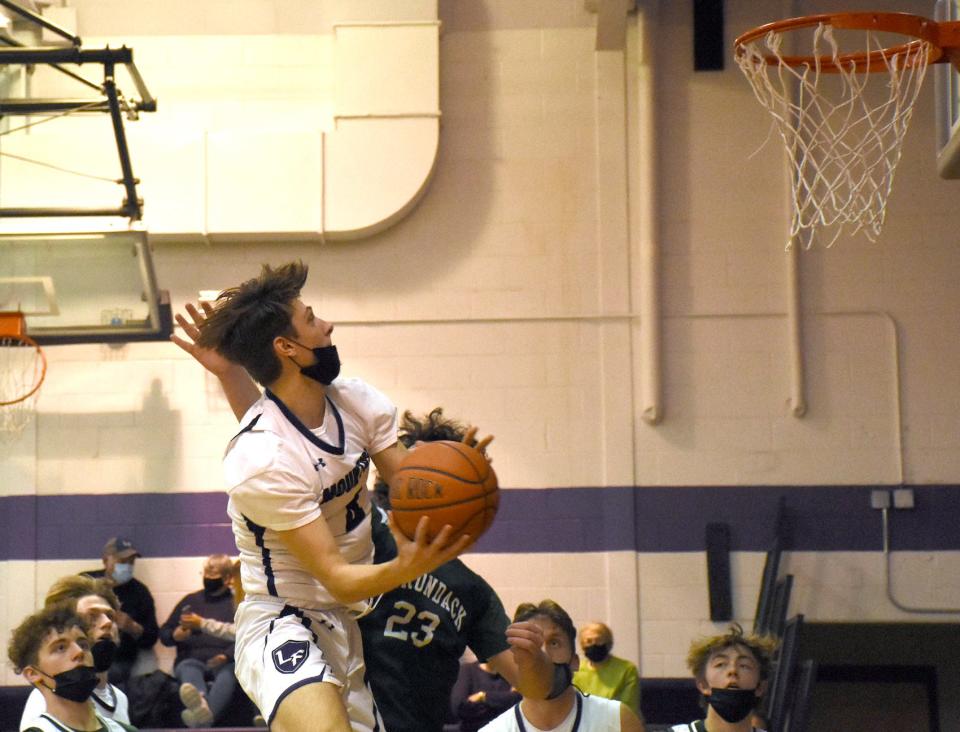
[111,563,134,584]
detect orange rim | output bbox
[734,12,948,73]
[0,333,47,406]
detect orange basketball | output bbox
[389,440,499,544]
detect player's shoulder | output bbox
[326,377,394,415]
[224,398,298,474]
[436,557,495,595]
[583,690,621,709]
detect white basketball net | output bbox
[0,335,45,439]
[736,24,932,247]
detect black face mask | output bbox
[90,638,117,672]
[584,644,610,663]
[203,577,225,595]
[37,665,99,702]
[289,340,340,385]
[706,687,758,723]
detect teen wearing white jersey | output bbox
[670,625,776,732]
[10,605,138,732]
[20,577,129,730]
[175,262,550,732]
[481,600,645,732]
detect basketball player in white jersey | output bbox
[11,604,137,732]
[179,262,540,732]
[481,600,645,732]
[19,576,130,729]
[670,625,776,732]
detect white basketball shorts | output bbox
[234,597,382,730]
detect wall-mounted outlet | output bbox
[893,488,915,509]
[870,489,891,509]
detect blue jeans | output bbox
[174,658,238,723]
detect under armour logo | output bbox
[272,640,310,674]
[313,457,326,471]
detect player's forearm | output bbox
[218,365,261,421]
[318,557,428,604]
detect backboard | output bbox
[0,228,171,345]
[936,0,960,177]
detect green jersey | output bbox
[360,508,510,732]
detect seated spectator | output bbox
[159,554,238,728]
[480,600,645,732]
[178,560,242,642]
[82,537,159,688]
[670,624,777,732]
[451,659,521,732]
[9,603,137,732]
[574,622,642,716]
[19,576,129,729]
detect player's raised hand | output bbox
[505,620,545,660]
[388,514,471,578]
[170,301,234,376]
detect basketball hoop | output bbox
[0,312,47,439]
[735,12,960,248]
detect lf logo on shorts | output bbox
[272,640,310,674]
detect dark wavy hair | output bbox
[8,603,85,674]
[373,407,468,508]
[196,261,308,385]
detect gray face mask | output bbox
[110,562,133,585]
[111,562,134,585]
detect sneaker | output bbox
[179,683,213,728]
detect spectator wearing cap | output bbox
[83,538,159,688]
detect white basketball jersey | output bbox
[481,691,622,732]
[24,713,128,732]
[225,377,398,611]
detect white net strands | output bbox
[736,24,932,248]
[0,335,45,438]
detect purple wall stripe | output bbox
[1,485,958,561]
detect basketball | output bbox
[389,440,499,544]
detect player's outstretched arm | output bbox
[489,620,554,700]
[171,301,260,420]
[277,511,471,604]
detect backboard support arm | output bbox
[0,43,154,221]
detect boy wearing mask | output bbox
[19,576,129,728]
[10,604,137,732]
[671,624,777,732]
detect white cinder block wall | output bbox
[2,3,960,727]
